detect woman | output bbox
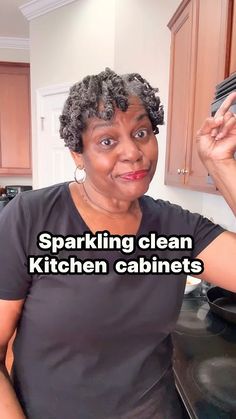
[0,68,235,419]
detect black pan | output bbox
[206,287,236,325]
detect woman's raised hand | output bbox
[197,91,236,163]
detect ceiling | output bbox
[0,0,29,38]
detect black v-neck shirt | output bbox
[0,183,224,418]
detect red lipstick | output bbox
[119,170,149,180]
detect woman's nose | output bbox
[119,137,143,162]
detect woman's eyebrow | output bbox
[135,113,149,122]
[91,112,150,132]
[91,121,114,132]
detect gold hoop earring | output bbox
[74,165,86,184]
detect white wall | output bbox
[30,0,115,88]
[0,48,29,63]
[202,194,236,231]
[0,47,32,188]
[29,0,235,228]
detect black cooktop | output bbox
[172,296,236,419]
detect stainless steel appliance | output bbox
[5,185,32,200]
[0,195,10,212]
[0,185,32,213]
[211,72,236,116]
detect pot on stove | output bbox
[207,287,236,324]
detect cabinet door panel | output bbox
[166,0,231,193]
[186,0,230,191]
[165,1,193,186]
[229,0,236,75]
[0,64,31,175]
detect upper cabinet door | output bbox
[186,0,230,190]
[0,63,31,175]
[229,0,236,75]
[165,0,195,187]
[165,0,232,193]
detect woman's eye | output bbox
[134,129,148,139]
[100,138,116,147]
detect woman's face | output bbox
[71,96,158,202]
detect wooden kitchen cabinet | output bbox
[0,62,31,176]
[229,0,236,75]
[165,0,233,192]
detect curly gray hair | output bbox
[59,68,164,152]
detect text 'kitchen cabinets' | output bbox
[165,0,235,192]
[0,62,31,176]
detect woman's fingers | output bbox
[215,113,236,140]
[214,92,236,118]
[197,93,236,161]
[211,111,232,137]
[197,116,223,136]
[211,92,236,137]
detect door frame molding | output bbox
[35,81,73,188]
[36,81,73,120]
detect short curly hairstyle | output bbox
[59,68,164,152]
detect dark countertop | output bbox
[172,295,236,419]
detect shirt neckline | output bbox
[64,181,146,236]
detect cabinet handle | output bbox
[177,168,188,175]
[40,117,45,131]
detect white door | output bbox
[36,83,75,189]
